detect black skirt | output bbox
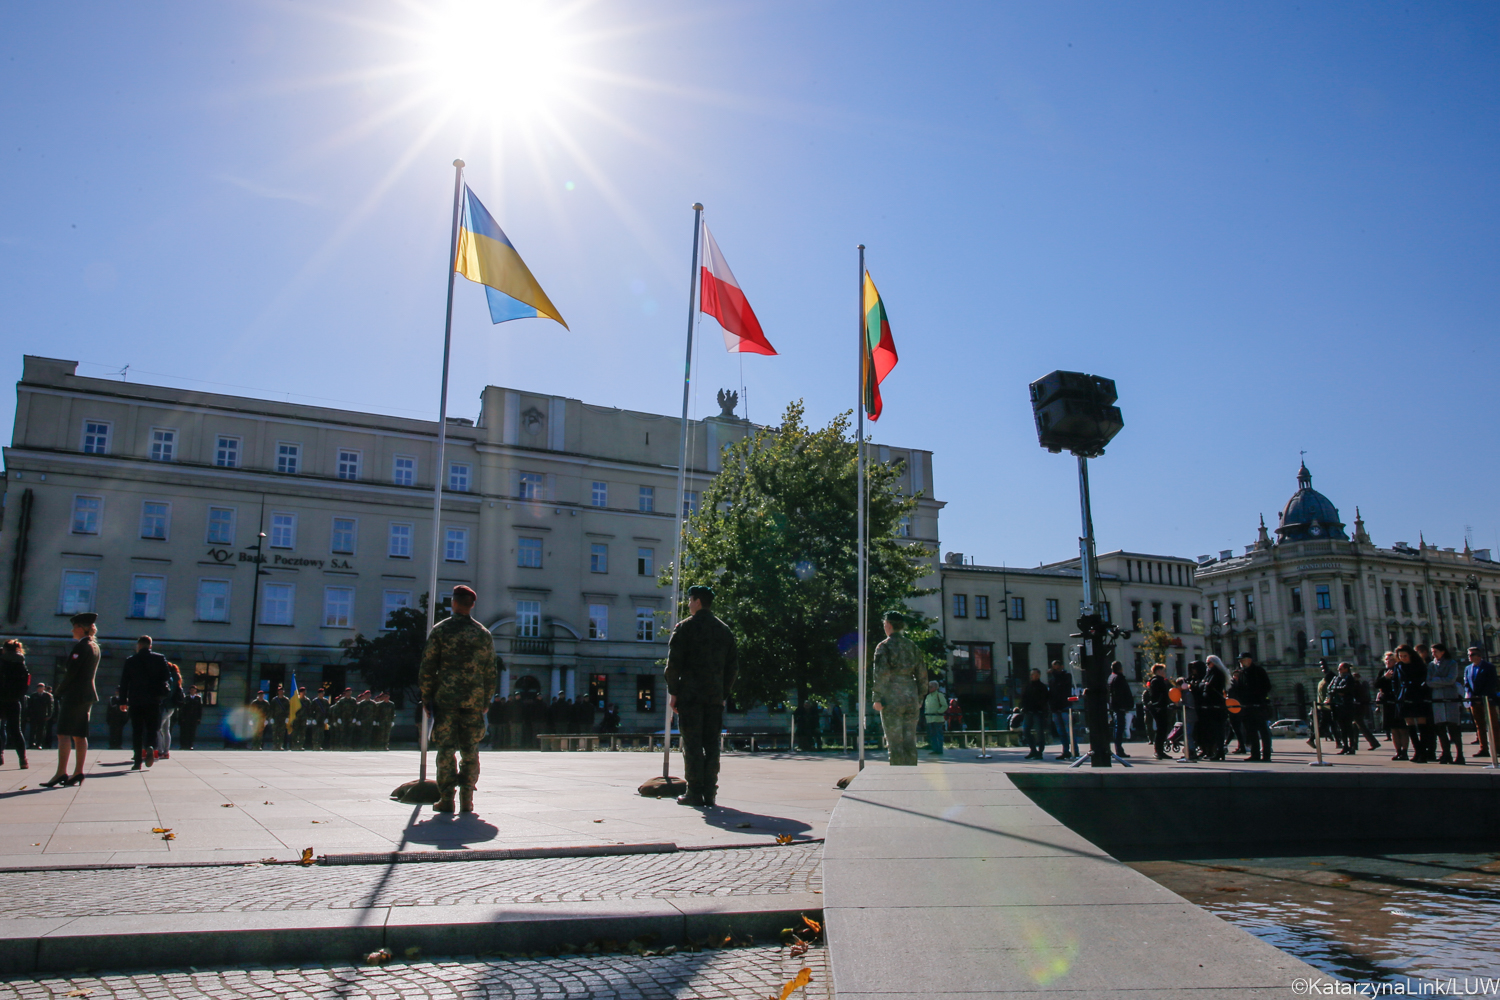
[55,697,94,739]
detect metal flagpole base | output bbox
[1308,760,1334,767]
[1069,751,1132,768]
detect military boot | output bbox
[434,790,455,813]
[459,787,474,813]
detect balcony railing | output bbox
[506,636,554,656]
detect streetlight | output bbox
[1466,575,1489,655]
[243,497,269,704]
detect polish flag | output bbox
[698,221,777,355]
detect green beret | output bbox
[882,609,906,626]
[687,585,715,602]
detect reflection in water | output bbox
[1132,853,1500,984]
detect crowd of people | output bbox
[483,691,615,749]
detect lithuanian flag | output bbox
[862,272,898,420]
[455,186,568,328]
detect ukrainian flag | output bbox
[456,186,568,328]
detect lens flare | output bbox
[419,0,576,127]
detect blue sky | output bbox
[2,1,1497,566]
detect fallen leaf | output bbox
[299,848,315,866]
[404,946,421,958]
[17,786,26,790]
[263,801,273,805]
[778,967,812,999]
[221,803,235,808]
[593,819,603,823]
[30,843,39,847]
[151,828,172,834]
[162,833,176,841]
[260,857,279,864]
[775,833,793,845]
[66,990,93,997]
[365,948,392,966]
[789,939,809,959]
[311,820,324,824]
[801,915,821,936]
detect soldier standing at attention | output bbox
[269,684,290,751]
[247,689,270,750]
[310,688,331,749]
[375,692,395,750]
[355,691,376,750]
[419,585,496,814]
[331,689,355,749]
[871,610,926,766]
[665,585,738,808]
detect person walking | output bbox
[105,687,128,750]
[1145,664,1173,760]
[1313,663,1338,752]
[922,681,946,756]
[1047,660,1078,760]
[1464,647,1498,759]
[1020,668,1050,759]
[1427,643,1465,765]
[27,683,53,750]
[156,661,184,760]
[1225,667,1249,754]
[120,635,169,770]
[1327,662,1361,755]
[870,609,925,769]
[179,685,203,750]
[1107,661,1133,758]
[42,613,100,787]
[664,585,738,806]
[1197,656,1229,762]
[419,585,497,814]
[1345,667,1381,751]
[597,701,621,735]
[0,640,29,770]
[1238,651,1274,762]
[1395,643,1433,762]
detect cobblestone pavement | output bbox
[0,844,822,919]
[0,946,830,1000]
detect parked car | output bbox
[1269,718,1310,737]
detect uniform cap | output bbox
[69,612,98,627]
[687,585,715,602]
[452,584,477,604]
[882,609,906,626]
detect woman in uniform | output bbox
[42,612,100,788]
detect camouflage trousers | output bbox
[879,700,919,766]
[434,710,485,795]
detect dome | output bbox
[1276,463,1347,542]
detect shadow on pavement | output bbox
[699,805,812,837]
[402,812,501,849]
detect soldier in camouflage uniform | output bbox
[871,610,926,766]
[331,689,356,749]
[355,691,376,750]
[309,689,331,749]
[665,585,738,808]
[269,684,290,751]
[419,585,497,813]
[374,692,395,750]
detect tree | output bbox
[341,596,445,701]
[1136,620,1175,672]
[669,400,934,709]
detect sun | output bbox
[416,0,579,128]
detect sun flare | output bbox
[418,0,578,128]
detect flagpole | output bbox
[422,158,465,775]
[856,244,867,772]
[665,202,705,780]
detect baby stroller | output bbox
[1163,721,1185,754]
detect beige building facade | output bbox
[1,356,941,735]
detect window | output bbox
[636,675,656,713]
[1154,600,1166,624]
[215,436,240,468]
[1316,584,1332,611]
[588,604,608,640]
[638,486,655,512]
[1046,598,1060,622]
[516,600,541,638]
[1190,604,1200,621]
[682,491,699,517]
[71,495,101,535]
[952,594,967,618]
[637,547,654,576]
[1130,601,1143,628]
[1465,592,1475,617]
[261,582,294,625]
[1009,596,1025,620]
[196,579,230,622]
[149,428,176,462]
[448,463,471,492]
[193,662,221,706]
[1344,584,1354,611]
[1399,587,1410,614]
[518,471,542,500]
[393,456,415,486]
[381,591,410,630]
[1172,604,1183,633]
[331,517,356,554]
[140,501,169,540]
[269,512,296,549]
[82,420,110,454]
[276,442,300,474]
[388,522,412,558]
[1100,601,1111,622]
[1210,599,1221,623]
[1384,586,1394,614]
[591,481,608,507]
[323,587,354,628]
[60,570,96,615]
[130,575,165,619]
[1320,629,1337,657]
[898,516,911,537]
[636,608,655,641]
[337,449,360,480]
[516,536,542,568]
[1290,588,1302,613]
[589,543,608,574]
[1244,594,1255,621]
[976,595,989,619]
[445,527,469,562]
[206,507,235,545]
[1417,590,1427,614]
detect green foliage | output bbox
[903,613,950,677]
[340,595,445,700]
[1136,620,1175,670]
[668,400,934,708]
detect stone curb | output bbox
[0,895,825,976]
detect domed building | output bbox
[1195,462,1500,713]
